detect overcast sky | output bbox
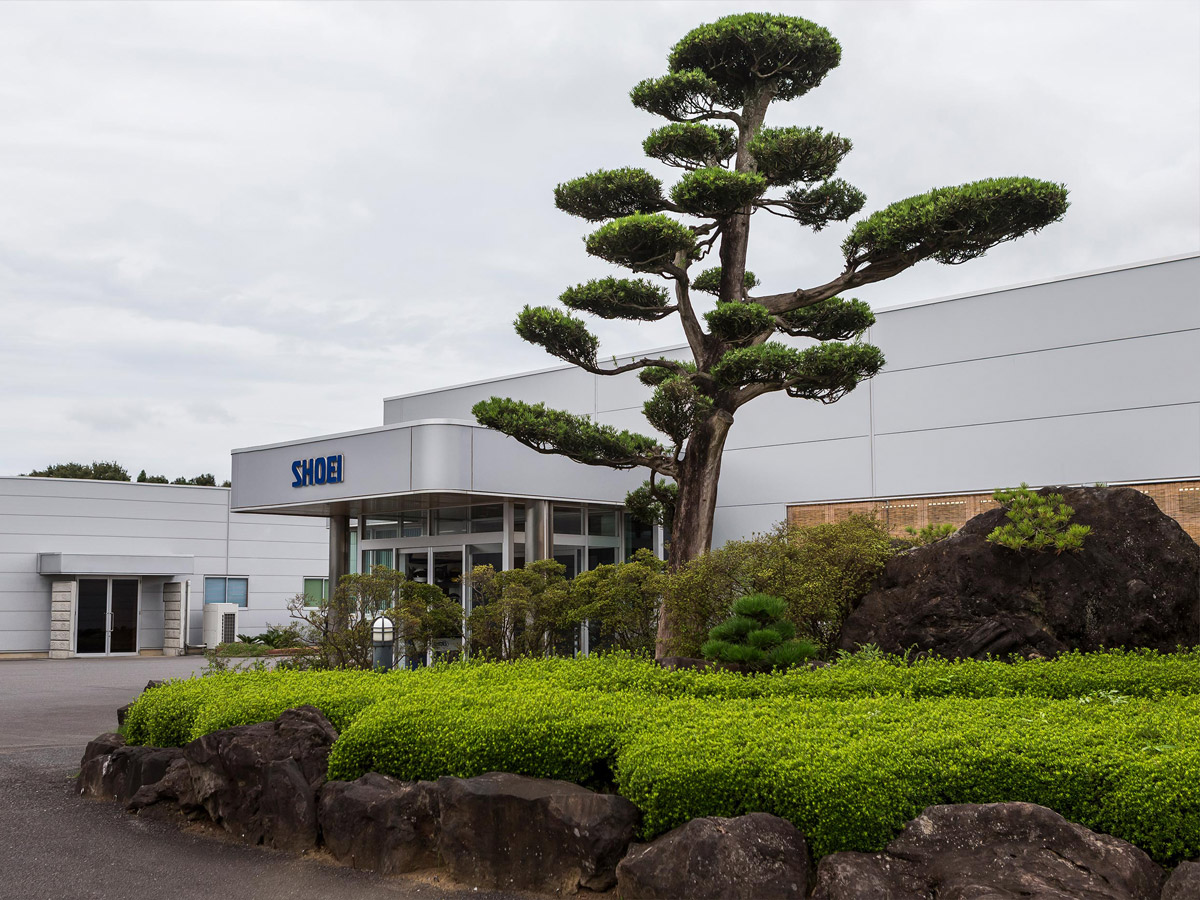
[1,0,1197,481]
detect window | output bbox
[553,505,582,535]
[303,577,329,607]
[363,517,398,540]
[433,506,468,535]
[401,511,426,538]
[364,549,393,570]
[588,508,618,537]
[470,503,504,533]
[204,576,248,608]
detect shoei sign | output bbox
[291,454,344,488]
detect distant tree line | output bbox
[22,460,230,488]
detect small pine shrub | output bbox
[903,522,957,546]
[987,483,1091,553]
[700,593,818,669]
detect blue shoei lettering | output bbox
[292,453,343,487]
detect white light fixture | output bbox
[371,614,395,644]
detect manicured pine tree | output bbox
[474,13,1068,656]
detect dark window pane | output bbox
[403,552,428,583]
[624,513,655,557]
[76,579,107,654]
[110,579,138,652]
[434,551,463,602]
[401,511,426,538]
[588,509,618,537]
[433,507,468,535]
[513,504,525,530]
[588,547,616,570]
[470,504,503,533]
[553,506,582,535]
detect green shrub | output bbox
[568,550,665,654]
[986,483,1092,552]
[701,593,818,668]
[902,522,957,546]
[464,559,573,659]
[124,651,1200,865]
[665,516,894,655]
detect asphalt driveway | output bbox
[0,657,528,900]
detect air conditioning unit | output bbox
[203,602,240,649]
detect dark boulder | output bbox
[318,774,441,874]
[841,486,1200,658]
[1163,860,1200,900]
[616,813,811,899]
[810,802,1164,900]
[168,705,337,852]
[437,772,639,894]
[77,733,183,805]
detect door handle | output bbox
[107,611,114,632]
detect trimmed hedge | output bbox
[123,651,1200,864]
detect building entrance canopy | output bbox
[230,419,643,518]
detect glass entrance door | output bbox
[75,578,139,655]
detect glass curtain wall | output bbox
[357,498,632,659]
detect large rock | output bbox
[147,705,337,853]
[1163,860,1200,900]
[616,813,810,899]
[77,733,183,804]
[810,802,1164,900]
[318,774,440,874]
[437,772,639,894]
[841,486,1200,658]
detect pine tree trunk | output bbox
[655,410,734,658]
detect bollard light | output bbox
[371,614,395,670]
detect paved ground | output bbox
[0,657,531,900]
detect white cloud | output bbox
[0,0,1196,479]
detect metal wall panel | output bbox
[711,503,789,549]
[719,437,875,507]
[874,404,1200,498]
[411,424,474,492]
[726,387,871,451]
[384,365,597,424]
[874,257,1200,371]
[873,330,1200,435]
[470,429,642,502]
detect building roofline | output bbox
[382,252,1200,403]
[0,475,229,491]
[230,418,480,454]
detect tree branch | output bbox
[755,254,920,315]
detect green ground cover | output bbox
[123,651,1200,864]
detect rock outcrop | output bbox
[841,486,1200,658]
[1162,860,1200,900]
[437,772,639,894]
[128,705,337,853]
[78,732,183,805]
[318,774,441,874]
[616,813,811,899]
[810,802,1164,900]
